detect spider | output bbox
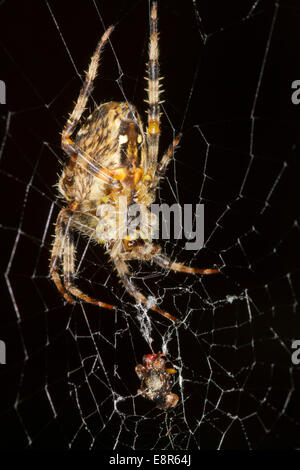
[135,353,179,410]
[50,2,218,322]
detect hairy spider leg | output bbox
[153,134,182,187]
[146,2,161,172]
[50,209,74,304]
[50,208,114,310]
[153,252,219,275]
[61,26,114,154]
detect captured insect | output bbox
[135,353,179,410]
[50,2,218,322]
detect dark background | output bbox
[0,0,299,450]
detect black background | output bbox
[0,0,299,451]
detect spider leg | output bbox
[146,1,161,171]
[145,6,180,184]
[50,208,114,310]
[63,233,114,311]
[153,134,181,186]
[113,255,178,322]
[50,208,75,304]
[152,252,219,275]
[61,25,114,155]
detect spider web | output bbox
[0,0,300,452]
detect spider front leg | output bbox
[50,208,114,310]
[152,252,219,275]
[61,26,114,156]
[152,134,182,187]
[146,1,161,170]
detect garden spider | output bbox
[50,2,218,322]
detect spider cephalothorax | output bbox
[50,2,218,322]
